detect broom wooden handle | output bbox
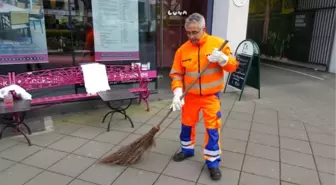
[155,40,229,128]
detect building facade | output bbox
[0,0,225,99]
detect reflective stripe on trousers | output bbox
[179,92,222,168]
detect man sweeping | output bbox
[169,13,239,180]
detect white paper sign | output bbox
[81,63,111,94]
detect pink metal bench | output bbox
[9,64,151,111]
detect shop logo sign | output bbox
[167,10,187,16]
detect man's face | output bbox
[185,23,205,44]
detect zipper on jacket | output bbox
[198,44,202,96]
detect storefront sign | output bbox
[224,39,261,101]
[92,0,140,61]
[167,10,187,16]
[0,1,48,65]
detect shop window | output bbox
[0,0,158,96]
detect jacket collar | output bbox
[188,32,209,46]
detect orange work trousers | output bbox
[180,92,222,168]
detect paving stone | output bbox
[22,148,68,169]
[145,116,175,127]
[221,138,247,154]
[119,134,143,146]
[220,150,244,171]
[198,167,240,185]
[225,119,251,131]
[168,119,181,129]
[48,154,95,177]
[281,181,299,185]
[158,128,180,141]
[280,149,316,170]
[196,122,206,133]
[281,163,320,185]
[315,156,336,174]
[0,157,15,171]
[157,108,180,119]
[48,135,89,153]
[69,179,97,185]
[246,142,279,161]
[150,138,180,156]
[18,132,65,147]
[0,163,42,185]
[53,123,84,135]
[195,133,206,146]
[222,127,249,141]
[249,132,279,147]
[70,126,105,139]
[154,175,195,185]
[110,120,143,133]
[253,113,278,125]
[163,160,203,182]
[319,172,336,185]
[280,137,312,154]
[305,124,335,136]
[188,145,205,163]
[25,171,73,185]
[279,127,308,141]
[231,102,255,114]
[0,144,41,161]
[93,130,130,145]
[251,123,278,135]
[130,152,171,173]
[128,114,153,123]
[73,140,114,159]
[242,155,280,179]
[112,167,159,185]
[311,143,336,159]
[278,119,305,130]
[135,124,165,136]
[228,111,253,122]
[308,132,336,146]
[0,139,20,152]
[78,163,126,185]
[239,172,280,185]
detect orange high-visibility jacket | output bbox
[169,33,239,95]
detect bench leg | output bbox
[0,125,10,139]
[0,124,32,146]
[103,99,135,132]
[144,98,150,112]
[102,111,113,123]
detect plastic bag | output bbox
[0,84,32,100]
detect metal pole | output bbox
[160,0,164,69]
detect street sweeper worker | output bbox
[169,13,239,181]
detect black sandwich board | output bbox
[223,39,261,101]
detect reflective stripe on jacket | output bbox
[169,33,239,95]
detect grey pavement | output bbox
[0,63,335,185]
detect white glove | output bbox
[170,87,184,111]
[207,48,229,66]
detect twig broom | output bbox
[99,40,229,165]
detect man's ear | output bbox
[203,27,207,32]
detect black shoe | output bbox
[172,151,193,162]
[209,168,221,180]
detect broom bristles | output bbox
[99,126,160,165]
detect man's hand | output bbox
[170,87,184,111]
[207,48,229,66]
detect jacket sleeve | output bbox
[221,43,239,72]
[169,48,185,92]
